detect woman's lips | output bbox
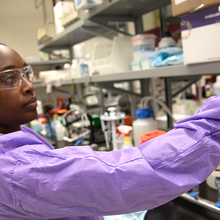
[24,97,38,110]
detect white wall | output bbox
[0,0,54,59]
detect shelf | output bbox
[90,62,220,83]
[89,0,171,17]
[39,19,95,52]
[28,59,71,66]
[33,62,220,87]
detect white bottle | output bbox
[117,125,134,149]
[71,59,80,79]
[213,76,220,96]
[55,121,65,141]
[132,108,157,146]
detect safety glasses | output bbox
[0,65,34,90]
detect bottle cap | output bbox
[135,108,153,119]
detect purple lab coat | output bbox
[0,96,220,220]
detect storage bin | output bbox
[91,36,133,75]
[132,34,156,49]
[140,130,166,145]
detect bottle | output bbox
[55,121,65,141]
[117,125,133,149]
[132,108,157,146]
[79,60,89,78]
[213,76,220,96]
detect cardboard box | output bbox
[171,0,220,17]
[181,5,220,65]
[53,1,75,34]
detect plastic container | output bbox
[140,130,166,145]
[132,34,156,48]
[132,48,154,61]
[91,36,133,75]
[55,121,65,141]
[206,169,220,190]
[213,76,220,96]
[140,53,156,70]
[132,108,157,146]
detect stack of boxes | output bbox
[131,34,157,71]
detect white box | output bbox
[181,5,220,65]
[53,1,75,34]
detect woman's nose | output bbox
[21,76,35,94]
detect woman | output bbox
[0,43,220,220]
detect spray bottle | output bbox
[117,125,133,149]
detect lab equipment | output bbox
[100,107,125,151]
[104,210,147,220]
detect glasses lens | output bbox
[0,70,21,90]
[23,66,34,83]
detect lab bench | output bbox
[144,181,220,220]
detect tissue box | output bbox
[181,5,220,65]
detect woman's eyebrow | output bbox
[0,63,28,72]
[0,65,15,72]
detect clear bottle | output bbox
[71,59,80,79]
[213,76,220,96]
[55,121,65,141]
[132,108,157,146]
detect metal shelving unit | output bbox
[38,0,172,53]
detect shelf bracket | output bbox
[90,81,143,98]
[89,18,133,37]
[82,26,114,40]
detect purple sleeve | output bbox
[1,96,220,219]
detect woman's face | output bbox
[0,45,38,134]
